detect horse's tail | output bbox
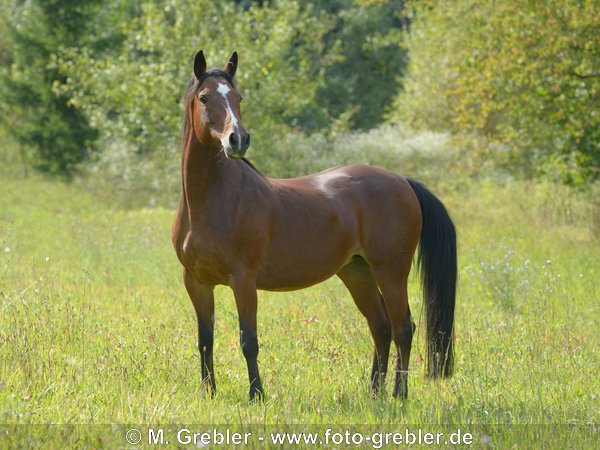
[407,178,457,378]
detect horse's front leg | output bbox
[183,270,216,396]
[230,274,263,401]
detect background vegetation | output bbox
[389,0,599,184]
[0,0,598,447]
[1,0,598,191]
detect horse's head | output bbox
[187,50,250,159]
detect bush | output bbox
[79,123,459,208]
[77,139,180,209]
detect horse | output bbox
[172,50,457,401]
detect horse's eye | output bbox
[199,94,208,104]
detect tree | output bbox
[307,0,408,130]
[58,0,336,170]
[0,0,103,177]
[389,0,599,183]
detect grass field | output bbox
[0,174,598,448]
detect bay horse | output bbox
[172,50,457,401]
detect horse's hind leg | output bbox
[370,263,415,399]
[183,269,216,396]
[337,256,392,394]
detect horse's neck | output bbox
[182,140,216,194]
[180,137,240,218]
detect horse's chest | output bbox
[179,230,234,285]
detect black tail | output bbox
[407,178,457,378]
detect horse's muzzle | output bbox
[224,130,250,159]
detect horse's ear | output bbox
[194,50,207,79]
[223,51,237,79]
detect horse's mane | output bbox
[241,157,260,173]
[181,70,261,175]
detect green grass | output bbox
[0,174,598,448]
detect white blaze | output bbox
[217,82,239,130]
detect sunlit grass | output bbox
[0,175,598,447]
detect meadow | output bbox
[0,163,597,448]
[1,0,597,447]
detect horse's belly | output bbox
[255,235,358,291]
[256,256,350,291]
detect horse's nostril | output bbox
[229,133,238,147]
[245,133,251,146]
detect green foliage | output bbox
[306,0,407,130]
[58,0,335,161]
[389,0,600,183]
[0,0,101,177]
[2,0,598,187]
[56,0,410,178]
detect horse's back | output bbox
[275,164,421,230]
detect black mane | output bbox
[241,157,260,173]
[196,69,235,88]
